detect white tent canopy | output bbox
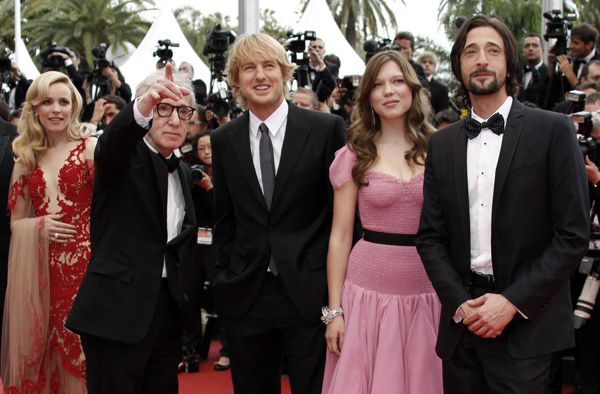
[14,40,40,80]
[120,4,211,97]
[295,0,365,77]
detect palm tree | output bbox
[573,0,600,35]
[302,0,401,50]
[23,0,152,68]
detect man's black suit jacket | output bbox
[517,63,549,108]
[210,102,346,322]
[66,102,197,344]
[428,77,449,113]
[416,100,590,360]
[310,63,339,94]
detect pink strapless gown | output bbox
[322,146,442,394]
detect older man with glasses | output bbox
[67,63,200,394]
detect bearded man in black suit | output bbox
[211,33,346,394]
[67,64,198,394]
[416,15,589,393]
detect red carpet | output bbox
[178,340,292,394]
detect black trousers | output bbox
[443,285,552,394]
[224,273,326,394]
[81,283,182,394]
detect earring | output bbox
[35,113,38,117]
[371,106,376,124]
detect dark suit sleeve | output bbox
[502,115,590,321]
[325,115,347,209]
[211,129,235,276]
[94,101,148,182]
[416,133,472,323]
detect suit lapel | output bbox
[271,103,310,209]
[227,112,268,210]
[454,125,471,253]
[492,100,524,222]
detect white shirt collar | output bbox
[426,75,433,82]
[249,100,289,138]
[583,48,596,63]
[471,96,513,124]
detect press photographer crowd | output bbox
[1,7,600,394]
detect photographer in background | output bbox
[393,31,428,86]
[417,50,449,113]
[3,61,31,111]
[81,64,131,122]
[292,88,330,112]
[48,49,86,99]
[568,91,600,394]
[84,95,127,136]
[306,38,339,95]
[558,23,600,91]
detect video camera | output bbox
[362,38,401,64]
[154,39,179,65]
[203,24,236,82]
[91,43,113,71]
[202,24,239,119]
[86,43,116,100]
[543,9,577,57]
[40,42,71,70]
[285,30,317,88]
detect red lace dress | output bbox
[2,139,93,393]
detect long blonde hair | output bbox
[12,71,88,172]
[348,51,435,186]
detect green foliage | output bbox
[261,9,293,42]
[17,0,152,69]
[414,35,458,93]
[439,0,542,45]
[573,0,600,35]
[175,8,235,66]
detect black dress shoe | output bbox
[214,362,231,371]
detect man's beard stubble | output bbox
[466,68,506,96]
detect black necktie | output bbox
[259,122,278,276]
[463,113,505,140]
[158,153,180,173]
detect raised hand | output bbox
[137,63,190,117]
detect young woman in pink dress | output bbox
[1,71,95,393]
[322,50,442,394]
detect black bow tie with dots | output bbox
[463,113,505,140]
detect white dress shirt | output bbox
[248,99,289,193]
[578,48,597,79]
[467,96,513,276]
[134,99,185,277]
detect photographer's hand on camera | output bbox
[102,67,122,90]
[557,55,579,88]
[586,156,600,186]
[193,172,213,191]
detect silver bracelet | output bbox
[321,306,344,325]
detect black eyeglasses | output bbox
[156,103,196,120]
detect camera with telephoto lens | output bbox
[40,42,71,70]
[154,39,179,65]
[362,38,401,65]
[574,256,600,329]
[91,43,112,72]
[337,75,361,107]
[571,108,600,165]
[190,164,208,184]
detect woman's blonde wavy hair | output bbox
[225,33,296,110]
[12,71,88,172]
[348,50,435,186]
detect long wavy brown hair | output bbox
[348,51,435,186]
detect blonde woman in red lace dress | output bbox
[1,71,95,393]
